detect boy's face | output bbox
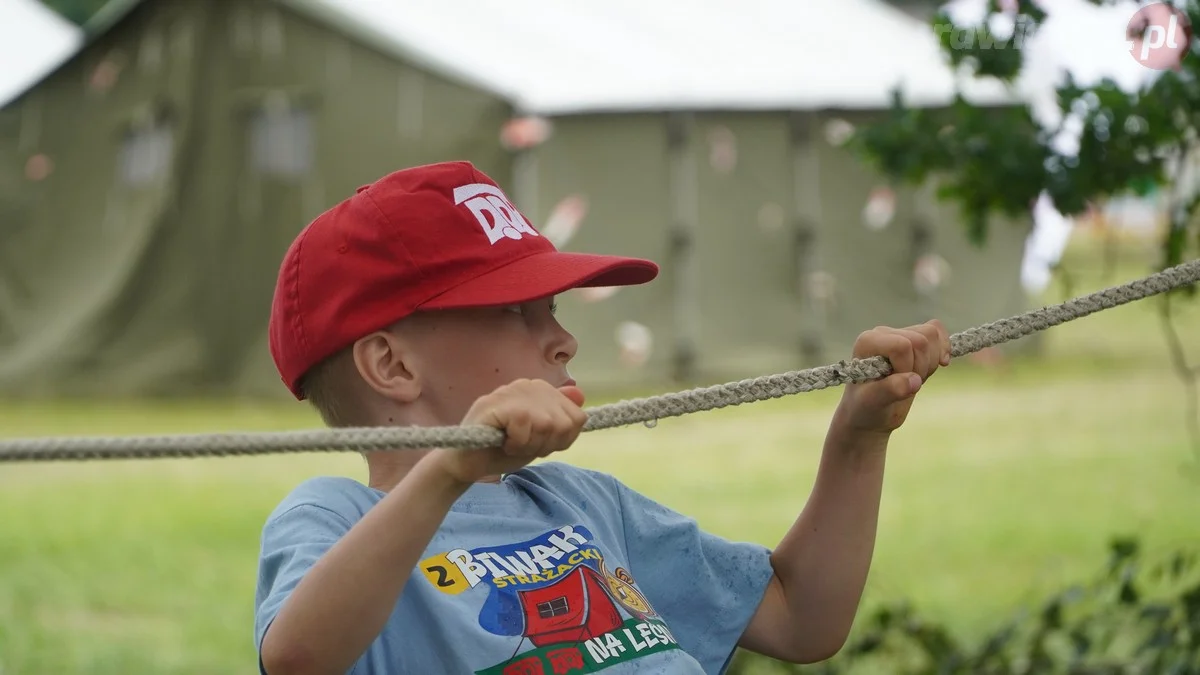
[400,295,578,424]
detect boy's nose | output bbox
[551,325,579,365]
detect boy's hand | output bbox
[429,379,588,485]
[835,319,950,437]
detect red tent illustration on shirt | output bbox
[516,564,622,647]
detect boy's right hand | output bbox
[428,379,588,485]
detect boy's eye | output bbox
[502,300,556,317]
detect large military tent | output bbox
[0,0,1034,399]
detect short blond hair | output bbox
[298,348,359,428]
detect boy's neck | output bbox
[359,405,507,492]
[365,452,502,492]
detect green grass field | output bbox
[2,232,1199,674]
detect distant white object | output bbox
[540,194,588,248]
[1103,193,1163,231]
[1021,192,1074,293]
[913,253,952,294]
[862,186,897,231]
[615,321,653,368]
[0,0,84,109]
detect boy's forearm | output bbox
[261,453,468,675]
[769,407,889,654]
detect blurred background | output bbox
[2,0,1200,672]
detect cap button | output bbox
[355,184,371,194]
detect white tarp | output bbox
[0,0,84,109]
[293,0,1017,114]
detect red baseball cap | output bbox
[268,161,659,399]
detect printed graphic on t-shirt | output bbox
[419,525,681,674]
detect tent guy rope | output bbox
[2,259,1199,463]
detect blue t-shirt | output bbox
[254,461,775,674]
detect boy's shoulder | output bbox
[512,460,622,494]
[263,474,379,527]
[506,461,637,519]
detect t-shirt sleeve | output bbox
[254,502,354,674]
[610,475,775,674]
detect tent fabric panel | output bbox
[527,114,678,390]
[227,0,515,397]
[0,0,212,397]
[806,111,925,357]
[689,112,808,380]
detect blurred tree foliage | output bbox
[39,0,110,26]
[853,1,1200,455]
[851,0,1200,274]
[730,537,1200,674]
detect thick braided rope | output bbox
[3,258,1199,463]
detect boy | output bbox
[255,161,950,674]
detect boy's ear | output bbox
[351,329,421,403]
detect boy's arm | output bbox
[738,321,950,664]
[260,455,467,674]
[259,380,588,675]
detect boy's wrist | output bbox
[413,450,478,495]
[828,404,893,452]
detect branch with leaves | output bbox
[852,0,1199,267]
[851,0,1200,452]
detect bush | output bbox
[729,538,1200,674]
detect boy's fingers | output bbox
[476,407,509,448]
[558,385,585,408]
[917,321,949,368]
[921,319,951,365]
[479,381,589,458]
[558,391,588,424]
[562,423,584,451]
[876,333,915,375]
[502,409,533,453]
[527,410,561,456]
[852,371,918,410]
[878,372,921,405]
[894,328,930,380]
[541,420,573,457]
[933,319,950,357]
[547,405,584,455]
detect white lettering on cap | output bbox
[453,183,540,245]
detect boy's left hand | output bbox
[836,319,950,436]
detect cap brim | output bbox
[418,251,659,310]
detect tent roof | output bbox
[74,0,1017,114]
[8,0,1151,120]
[0,0,85,109]
[290,0,1018,114]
